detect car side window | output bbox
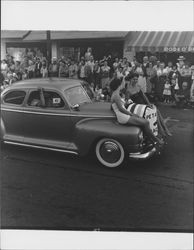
[43,91,64,108]
[27,90,41,107]
[27,90,65,108]
[3,90,26,105]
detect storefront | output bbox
[57,40,124,61]
[1,31,29,60]
[22,31,127,61]
[6,42,47,61]
[1,31,48,61]
[124,31,194,65]
[2,30,193,65]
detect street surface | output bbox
[0,104,193,232]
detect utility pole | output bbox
[46,30,51,66]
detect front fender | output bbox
[0,118,6,140]
[73,118,142,155]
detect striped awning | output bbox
[126,31,194,53]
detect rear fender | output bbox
[73,118,142,155]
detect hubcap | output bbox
[99,141,121,164]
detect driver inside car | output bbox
[29,88,45,107]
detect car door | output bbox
[1,89,26,142]
[22,88,74,150]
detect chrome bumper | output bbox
[129,146,158,160]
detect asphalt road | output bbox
[0,104,193,232]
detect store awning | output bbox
[1,30,29,39]
[23,31,128,41]
[126,31,194,53]
[51,31,128,40]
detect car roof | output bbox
[6,78,82,92]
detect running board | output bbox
[4,141,78,155]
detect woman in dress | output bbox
[124,73,172,137]
[125,72,148,104]
[85,47,92,61]
[1,60,8,78]
[155,62,168,101]
[101,60,110,89]
[27,60,35,79]
[190,65,194,103]
[180,61,192,89]
[93,60,101,90]
[163,79,172,103]
[146,62,157,95]
[110,78,163,146]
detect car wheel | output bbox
[95,138,125,168]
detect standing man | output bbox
[49,58,59,77]
[34,58,42,78]
[142,56,149,78]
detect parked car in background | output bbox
[1,78,162,168]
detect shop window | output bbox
[6,46,45,62]
[58,47,80,62]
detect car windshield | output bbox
[64,86,91,106]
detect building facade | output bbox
[1,30,194,64]
[1,31,127,62]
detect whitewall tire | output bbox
[95,138,125,168]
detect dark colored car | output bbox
[1,78,160,168]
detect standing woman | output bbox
[110,78,163,146]
[180,61,192,89]
[155,62,168,101]
[85,47,93,61]
[146,62,157,96]
[93,60,101,90]
[1,60,8,78]
[78,59,86,80]
[100,60,110,90]
[190,65,194,104]
[27,60,35,79]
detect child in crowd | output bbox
[22,69,28,80]
[102,86,110,101]
[94,85,106,101]
[116,67,124,79]
[6,69,14,85]
[170,72,179,102]
[163,79,172,103]
[12,72,19,83]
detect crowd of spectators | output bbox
[1,47,194,108]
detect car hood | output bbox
[78,102,115,117]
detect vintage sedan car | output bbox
[1,78,161,168]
